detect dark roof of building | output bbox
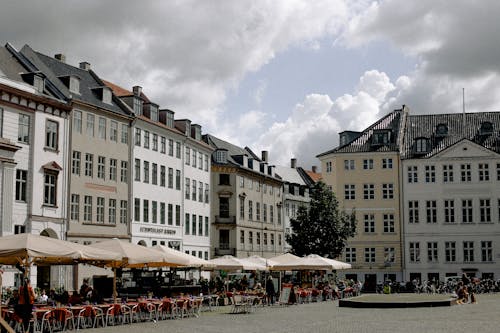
[0,46,26,82]
[402,112,500,159]
[317,108,404,157]
[20,45,131,117]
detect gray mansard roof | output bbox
[317,108,404,157]
[274,165,306,186]
[20,45,130,116]
[402,112,500,159]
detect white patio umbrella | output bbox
[208,255,264,271]
[303,254,352,270]
[268,253,306,271]
[238,255,269,271]
[153,245,216,269]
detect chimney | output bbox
[291,158,297,169]
[79,62,91,70]
[133,85,142,96]
[54,54,66,63]
[312,166,317,173]
[261,150,269,162]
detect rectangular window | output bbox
[497,163,500,181]
[443,164,454,183]
[109,199,116,224]
[185,147,190,165]
[176,142,181,158]
[383,214,394,233]
[134,159,141,181]
[120,201,128,224]
[15,169,28,202]
[326,161,332,173]
[205,217,209,237]
[263,233,267,246]
[96,197,105,223]
[427,242,438,263]
[168,168,174,188]
[204,154,209,171]
[134,198,140,221]
[479,163,490,181]
[160,202,165,224]
[205,183,209,203]
[444,200,455,223]
[384,247,395,263]
[463,241,474,262]
[445,241,456,262]
[98,117,106,139]
[426,200,437,223]
[152,134,158,151]
[240,197,245,219]
[481,241,493,262]
[461,164,471,182]
[199,216,203,235]
[120,161,128,182]
[168,139,174,155]
[344,159,355,170]
[248,200,253,220]
[239,176,245,188]
[185,214,190,235]
[256,232,260,246]
[462,199,473,223]
[270,206,274,223]
[382,183,394,199]
[45,120,58,150]
[256,202,261,221]
[425,165,435,183]
[110,121,118,142]
[161,136,166,154]
[345,248,356,263]
[84,196,92,222]
[363,184,374,200]
[168,204,173,225]
[364,214,375,233]
[364,248,375,263]
[85,153,93,177]
[382,158,393,169]
[199,153,203,170]
[70,194,79,220]
[185,177,190,199]
[409,201,419,223]
[143,199,149,222]
[407,166,418,183]
[160,166,166,187]
[97,156,105,179]
[143,161,149,183]
[43,171,57,206]
[152,163,158,185]
[409,242,420,262]
[152,201,157,224]
[135,128,141,146]
[86,114,94,137]
[109,159,117,181]
[344,184,355,200]
[363,159,373,170]
[18,113,30,143]
[176,170,181,190]
[479,199,491,223]
[121,123,128,144]
[199,182,203,202]
[176,205,180,226]
[72,151,81,175]
[192,150,197,168]
[144,130,150,148]
[73,110,82,133]
[263,204,267,222]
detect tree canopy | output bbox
[286,181,356,258]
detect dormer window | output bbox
[435,123,448,137]
[372,130,391,146]
[415,137,430,154]
[480,121,493,135]
[133,97,143,116]
[150,104,159,122]
[69,76,80,94]
[214,149,228,164]
[102,87,112,104]
[166,111,174,127]
[33,75,45,93]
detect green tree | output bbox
[286,181,356,258]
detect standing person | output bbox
[265,276,275,305]
[18,278,35,331]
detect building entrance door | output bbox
[363,274,377,292]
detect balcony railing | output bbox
[214,215,236,224]
[215,247,236,256]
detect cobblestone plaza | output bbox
[83,294,500,333]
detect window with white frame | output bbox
[192,150,197,168]
[86,114,94,137]
[427,242,438,263]
[143,199,149,222]
[248,231,253,245]
[443,164,454,183]
[176,142,181,158]
[152,163,158,185]
[199,182,203,202]
[185,178,190,199]
[445,241,456,262]
[45,120,58,150]
[109,199,116,224]
[463,241,474,262]
[382,158,393,169]
[444,199,455,223]
[143,161,149,183]
[256,202,261,221]
[121,124,128,144]
[110,121,118,142]
[248,200,253,220]
[364,248,376,263]
[18,113,30,143]
[384,247,395,263]
[344,184,355,200]
[134,159,140,181]
[15,169,27,202]
[161,136,166,154]
[152,134,158,151]
[240,197,245,219]
[425,165,435,183]
[363,159,374,170]
[481,241,493,262]
[409,242,420,262]
[192,179,197,201]
[84,196,92,222]
[383,214,394,233]
[191,214,196,235]
[152,201,157,224]
[135,128,141,146]
[176,170,181,190]
[98,117,106,140]
[70,194,79,221]
[382,183,394,199]
[160,202,165,224]
[460,164,471,182]
[160,166,166,187]
[121,161,128,182]
[409,200,419,223]
[363,184,375,200]
[205,217,209,236]
[120,200,128,224]
[97,156,105,179]
[479,163,490,181]
[168,204,173,225]
[462,199,473,223]
[426,200,437,223]
[168,167,173,188]
[144,131,150,149]
[479,199,491,223]
[185,147,190,165]
[85,153,93,177]
[344,159,355,170]
[96,197,105,223]
[204,154,209,171]
[345,248,356,263]
[73,110,82,133]
[239,176,245,187]
[263,204,267,223]
[205,183,209,203]
[407,166,418,183]
[364,214,375,233]
[326,161,332,173]
[109,159,117,181]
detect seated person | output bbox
[68,291,82,305]
[7,289,19,306]
[38,289,49,303]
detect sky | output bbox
[1,0,500,170]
